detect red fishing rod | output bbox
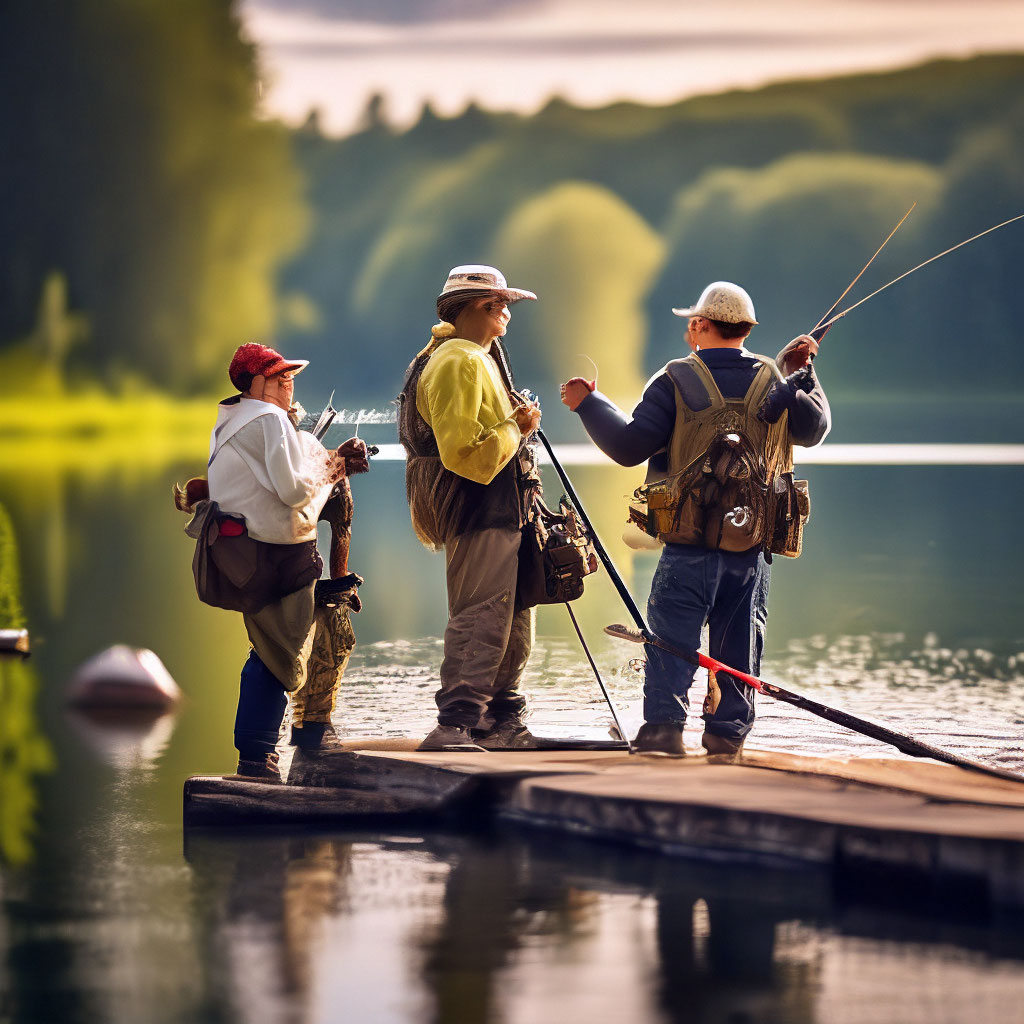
[538,427,1023,782]
[603,623,1024,784]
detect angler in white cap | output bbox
[398,265,544,751]
[561,281,830,757]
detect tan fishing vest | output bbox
[643,352,795,551]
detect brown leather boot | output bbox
[234,751,282,783]
[474,722,537,750]
[418,724,486,751]
[701,732,745,760]
[633,722,685,755]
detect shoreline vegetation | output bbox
[0,390,214,472]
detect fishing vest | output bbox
[642,353,797,552]
[398,339,536,549]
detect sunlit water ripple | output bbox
[325,632,1024,770]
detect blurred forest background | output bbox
[1,0,1023,430]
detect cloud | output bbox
[267,29,852,59]
[249,0,546,25]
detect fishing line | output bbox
[812,202,916,336]
[816,211,1024,334]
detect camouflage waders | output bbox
[290,601,356,725]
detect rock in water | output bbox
[68,646,182,709]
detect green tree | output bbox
[0,0,307,390]
[493,182,665,407]
[275,54,1024,412]
[649,152,943,394]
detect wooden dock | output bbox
[184,740,1024,908]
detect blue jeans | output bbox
[234,650,288,761]
[644,544,770,740]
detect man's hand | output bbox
[336,436,370,475]
[777,335,819,376]
[513,402,541,437]
[560,377,595,411]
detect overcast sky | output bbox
[241,0,1024,133]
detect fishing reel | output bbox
[519,388,541,410]
[787,364,817,395]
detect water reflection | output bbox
[0,653,55,867]
[0,451,1021,865]
[0,502,54,867]
[66,708,177,771]
[180,827,1024,1024]
[1,443,1023,1023]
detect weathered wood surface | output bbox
[184,749,478,826]
[183,742,1024,906]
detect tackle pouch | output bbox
[644,472,705,546]
[515,495,599,612]
[631,434,773,552]
[768,472,810,558]
[188,500,322,614]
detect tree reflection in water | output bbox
[0,502,54,867]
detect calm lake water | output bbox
[2,437,1024,1023]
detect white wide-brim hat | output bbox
[437,264,537,304]
[672,281,758,324]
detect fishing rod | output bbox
[810,203,916,344]
[535,428,649,629]
[811,211,1024,340]
[489,340,635,745]
[564,601,632,751]
[537,428,1022,782]
[534,426,646,749]
[604,623,1024,785]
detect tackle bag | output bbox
[187,500,322,614]
[768,471,811,558]
[629,433,810,557]
[515,495,599,612]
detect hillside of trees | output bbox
[1,0,1021,431]
[281,55,1024,413]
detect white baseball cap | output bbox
[672,281,758,324]
[437,264,537,304]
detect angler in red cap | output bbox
[193,343,368,782]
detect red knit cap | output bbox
[228,343,308,392]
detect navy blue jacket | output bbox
[575,348,830,475]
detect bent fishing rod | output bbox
[809,202,915,344]
[810,210,1024,345]
[535,430,1024,783]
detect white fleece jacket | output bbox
[207,397,335,544]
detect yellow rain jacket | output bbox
[416,338,521,485]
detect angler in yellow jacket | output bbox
[398,265,542,751]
